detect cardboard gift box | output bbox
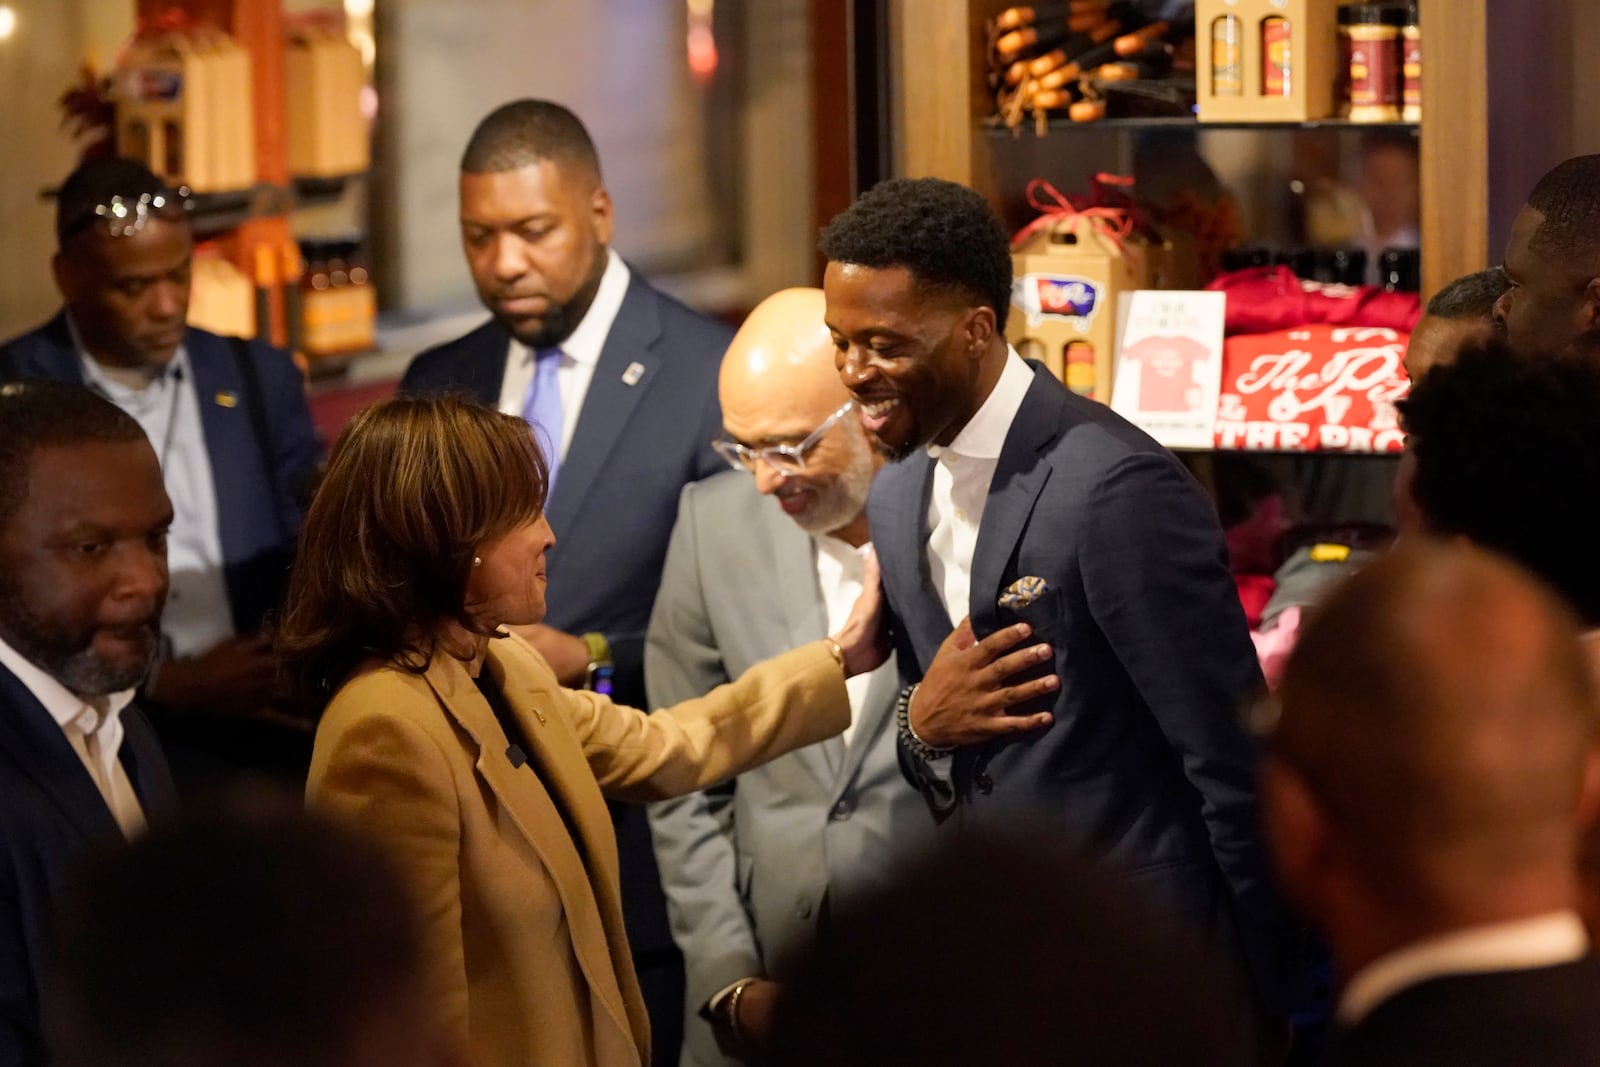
[115,26,256,193]
[285,25,368,179]
[1196,0,1339,123]
[1007,184,1164,404]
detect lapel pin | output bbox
[214,391,239,408]
[621,362,646,386]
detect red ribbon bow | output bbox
[1011,175,1137,256]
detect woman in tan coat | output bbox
[277,397,884,1066]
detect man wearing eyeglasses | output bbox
[643,288,921,1066]
[0,157,322,790]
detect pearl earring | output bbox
[472,556,483,567]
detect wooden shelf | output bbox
[982,117,1420,134]
[886,0,1573,300]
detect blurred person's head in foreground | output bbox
[1264,541,1600,980]
[767,835,1244,1067]
[45,805,464,1067]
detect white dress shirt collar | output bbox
[507,248,630,370]
[1337,911,1590,1025]
[0,631,136,755]
[927,348,1034,462]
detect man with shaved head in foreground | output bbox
[1265,542,1600,1066]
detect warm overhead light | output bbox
[344,0,375,19]
[0,7,18,41]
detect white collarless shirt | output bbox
[74,333,234,659]
[926,350,1035,627]
[496,249,632,463]
[1337,911,1590,1025]
[812,534,873,749]
[0,633,146,838]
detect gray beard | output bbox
[0,590,157,696]
[790,430,877,537]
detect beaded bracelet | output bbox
[896,683,954,762]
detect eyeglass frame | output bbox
[59,187,195,241]
[711,399,857,476]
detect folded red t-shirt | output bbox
[1206,266,1423,336]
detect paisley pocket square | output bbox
[998,576,1049,610]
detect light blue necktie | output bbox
[521,347,563,499]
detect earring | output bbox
[472,556,482,567]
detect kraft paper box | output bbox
[1008,217,1162,404]
[1196,0,1339,123]
[285,27,369,178]
[116,28,256,193]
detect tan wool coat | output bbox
[306,633,848,1067]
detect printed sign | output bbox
[1013,273,1102,329]
[1111,290,1226,449]
[1214,325,1409,452]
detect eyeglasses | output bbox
[712,400,856,476]
[60,187,194,241]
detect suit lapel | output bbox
[0,665,119,841]
[423,648,638,1049]
[187,331,270,563]
[546,277,663,533]
[870,453,951,669]
[460,322,511,406]
[762,499,845,784]
[829,661,899,802]
[4,313,85,381]
[968,370,1065,637]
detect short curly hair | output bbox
[1399,339,1600,624]
[819,177,1013,332]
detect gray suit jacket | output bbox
[645,472,922,1067]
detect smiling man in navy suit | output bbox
[0,158,323,789]
[0,381,178,1065]
[820,178,1293,1060]
[399,99,730,1066]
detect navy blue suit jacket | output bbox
[0,664,178,1066]
[400,269,729,962]
[399,270,729,709]
[0,314,322,636]
[872,365,1288,1003]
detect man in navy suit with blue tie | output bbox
[0,381,178,1065]
[0,158,323,787]
[820,178,1293,1059]
[399,99,730,1065]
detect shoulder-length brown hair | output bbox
[276,395,548,708]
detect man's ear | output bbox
[590,184,614,248]
[962,304,996,355]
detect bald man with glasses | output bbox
[644,289,1050,1065]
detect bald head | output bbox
[1273,542,1597,918]
[720,288,846,421]
[718,288,878,541]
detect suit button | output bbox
[975,773,994,794]
[830,799,854,821]
[796,900,812,919]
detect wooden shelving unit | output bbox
[882,0,1574,299]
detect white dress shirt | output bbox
[496,249,632,462]
[926,349,1035,627]
[75,336,234,659]
[0,633,146,838]
[1337,911,1590,1025]
[813,534,872,750]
